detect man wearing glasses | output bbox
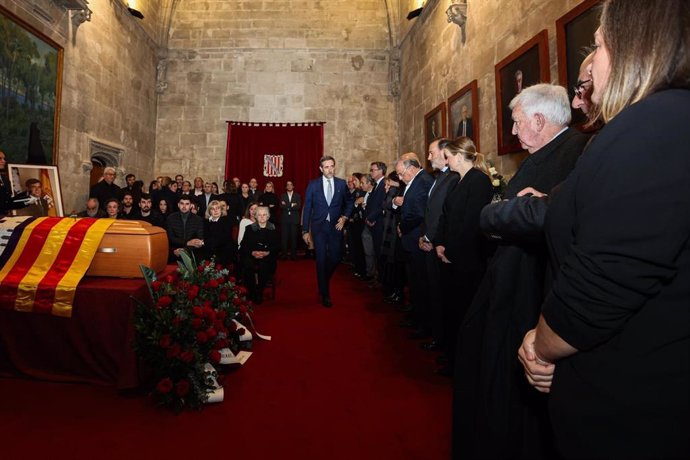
[89,166,122,211]
[363,161,387,267]
[572,52,594,117]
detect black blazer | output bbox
[422,168,459,242]
[541,90,690,459]
[434,168,493,268]
[363,178,386,224]
[280,191,302,224]
[202,215,236,265]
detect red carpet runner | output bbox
[0,259,451,459]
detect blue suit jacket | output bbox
[363,178,386,225]
[399,169,434,252]
[302,176,354,231]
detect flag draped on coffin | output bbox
[225,122,325,198]
[0,217,114,317]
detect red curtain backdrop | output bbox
[225,122,324,201]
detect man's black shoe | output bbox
[395,304,413,313]
[420,340,440,351]
[321,296,332,308]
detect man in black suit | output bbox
[133,194,166,228]
[280,180,301,260]
[197,182,219,217]
[90,167,121,211]
[453,83,590,460]
[364,161,387,265]
[302,156,354,307]
[418,138,458,351]
[395,157,433,328]
[166,196,205,263]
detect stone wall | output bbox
[156,0,397,183]
[397,0,587,179]
[1,0,165,212]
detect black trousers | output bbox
[281,221,299,258]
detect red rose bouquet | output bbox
[133,251,253,411]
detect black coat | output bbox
[89,180,121,211]
[239,223,280,271]
[166,211,204,251]
[422,168,459,242]
[543,90,690,459]
[452,126,590,460]
[201,215,236,266]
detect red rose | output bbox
[203,300,213,309]
[205,327,217,339]
[219,292,228,302]
[232,298,243,306]
[238,286,248,296]
[237,328,246,336]
[159,335,172,349]
[215,263,222,271]
[196,331,208,344]
[214,338,228,349]
[152,280,162,292]
[179,351,194,363]
[191,318,203,329]
[156,296,173,308]
[209,350,221,364]
[192,306,203,317]
[156,377,173,394]
[228,276,236,283]
[166,343,181,358]
[239,305,248,313]
[203,306,215,321]
[187,286,199,301]
[208,279,219,289]
[198,265,205,273]
[216,311,226,321]
[175,379,190,397]
[164,274,175,284]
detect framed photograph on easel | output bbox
[8,164,64,217]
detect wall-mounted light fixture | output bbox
[127,0,144,19]
[446,2,468,44]
[407,0,425,20]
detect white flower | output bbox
[492,179,500,187]
[489,167,497,175]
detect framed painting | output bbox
[447,79,479,151]
[557,0,602,126]
[8,164,64,217]
[0,6,63,166]
[424,102,446,166]
[494,30,550,155]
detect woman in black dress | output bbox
[433,137,493,373]
[202,200,236,267]
[239,206,280,304]
[258,181,278,224]
[518,1,689,458]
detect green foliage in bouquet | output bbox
[133,251,252,411]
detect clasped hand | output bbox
[518,329,555,393]
[251,250,269,259]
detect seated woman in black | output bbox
[240,206,280,304]
[201,200,236,268]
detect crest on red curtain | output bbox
[263,154,284,177]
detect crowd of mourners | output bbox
[83,173,296,304]
[5,1,684,458]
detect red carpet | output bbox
[0,259,451,459]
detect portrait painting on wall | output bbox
[424,102,446,166]
[447,79,479,151]
[8,164,64,217]
[557,0,602,127]
[494,30,550,155]
[0,6,63,166]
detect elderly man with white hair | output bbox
[89,166,121,211]
[452,83,591,460]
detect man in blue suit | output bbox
[302,156,354,307]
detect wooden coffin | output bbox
[86,220,168,278]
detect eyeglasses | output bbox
[397,164,411,178]
[573,79,592,98]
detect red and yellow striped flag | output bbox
[0,217,115,317]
